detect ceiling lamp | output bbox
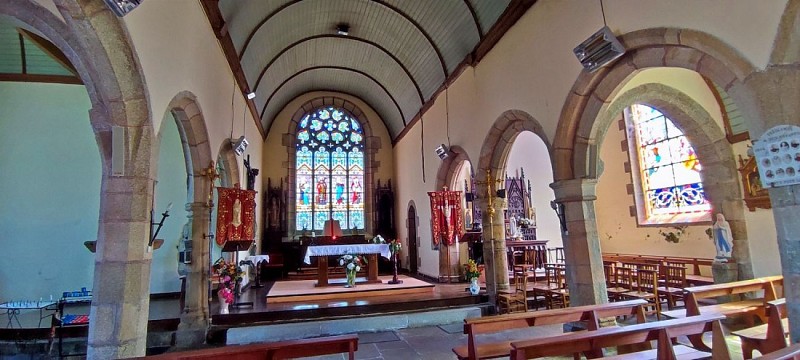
[336,23,350,36]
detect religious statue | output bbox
[508,216,519,239]
[712,213,733,261]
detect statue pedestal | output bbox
[712,261,739,303]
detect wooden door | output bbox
[407,205,418,274]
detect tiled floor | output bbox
[301,318,752,360]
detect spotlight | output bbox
[435,144,450,160]
[246,92,256,100]
[336,23,350,36]
[573,26,625,72]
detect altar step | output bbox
[223,306,484,345]
[285,267,368,281]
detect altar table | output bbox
[304,244,390,287]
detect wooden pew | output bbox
[603,253,714,285]
[452,299,648,360]
[757,342,800,360]
[660,275,783,351]
[734,298,791,359]
[132,334,358,360]
[509,314,730,360]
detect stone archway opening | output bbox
[434,145,473,282]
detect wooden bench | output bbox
[757,342,800,360]
[509,314,730,360]
[734,298,791,359]
[603,253,714,285]
[133,334,358,360]
[660,275,783,351]
[452,299,648,360]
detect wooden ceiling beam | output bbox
[0,73,82,85]
[17,28,79,78]
[199,0,266,139]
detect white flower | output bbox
[345,255,353,260]
[355,266,361,272]
[339,259,344,266]
[347,263,355,270]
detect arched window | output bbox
[295,106,365,232]
[626,104,710,224]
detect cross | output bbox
[201,161,220,208]
[475,169,504,217]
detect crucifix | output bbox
[475,169,505,305]
[201,161,220,209]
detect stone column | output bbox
[175,201,212,347]
[477,197,510,302]
[769,185,800,343]
[550,179,608,306]
[88,175,154,359]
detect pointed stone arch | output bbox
[475,110,551,297]
[435,145,473,190]
[162,92,214,346]
[0,0,153,357]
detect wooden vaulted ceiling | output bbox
[0,17,81,85]
[201,0,536,141]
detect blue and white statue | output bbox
[712,213,733,262]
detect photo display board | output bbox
[753,125,800,188]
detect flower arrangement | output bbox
[389,239,402,254]
[463,259,481,280]
[517,218,533,228]
[212,258,243,304]
[339,254,367,287]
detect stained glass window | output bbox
[627,104,710,223]
[295,107,365,231]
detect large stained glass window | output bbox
[627,104,710,223]
[296,107,365,231]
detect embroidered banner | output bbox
[216,185,257,245]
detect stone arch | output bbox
[435,145,472,190]
[217,141,241,187]
[604,83,752,279]
[283,96,381,237]
[770,0,800,65]
[475,110,551,295]
[554,27,761,182]
[162,92,214,346]
[0,1,153,357]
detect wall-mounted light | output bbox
[435,144,450,160]
[550,200,568,235]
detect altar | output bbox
[304,244,391,287]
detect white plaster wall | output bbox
[151,112,189,294]
[0,82,97,302]
[505,132,563,248]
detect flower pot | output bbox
[345,269,357,288]
[469,278,480,295]
[217,290,230,314]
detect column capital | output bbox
[550,178,598,203]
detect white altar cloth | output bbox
[304,244,390,264]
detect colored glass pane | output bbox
[294,106,365,231]
[629,104,710,221]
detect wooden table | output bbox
[304,244,391,287]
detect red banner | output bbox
[427,190,463,246]
[215,185,257,246]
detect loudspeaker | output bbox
[573,26,625,72]
[112,126,125,176]
[233,136,248,156]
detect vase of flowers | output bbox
[212,258,243,314]
[338,254,366,288]
[388,239,403,284]
[464,259,482,295]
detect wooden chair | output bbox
[607,266,634,302]
[622,268,662,319]
[545,264,569,309]
[498,271,528,314]
[657,265,687,310]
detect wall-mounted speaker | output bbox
[103,0,143,17]
[573,26,626,72]
[435,144,449,160]
[233,136,248,156]
[111,126,125,176]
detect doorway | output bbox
[407,205,418,274]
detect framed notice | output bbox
[753,125,800,188]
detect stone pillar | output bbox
[477,197,510,302]
[550,179,608,306]
[770,184,800,343]
[175,201,212,347]
[88,176,154,359]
